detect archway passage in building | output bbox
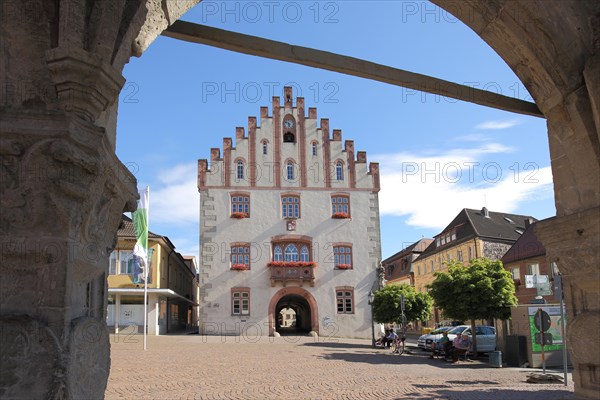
[269,288,319,336]
[276,294,310,335]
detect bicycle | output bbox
[391,336,406,355]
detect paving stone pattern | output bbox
[106,335,575,400]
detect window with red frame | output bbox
[232,289,250,315]
[331,195,350,217]
[231,195,250,216]
[334,246,352,269]
[282,195,300,218]
[231,244,250,269]
[336,289,353,314]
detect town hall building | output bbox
[197,87,382,339]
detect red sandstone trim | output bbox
[248,116,257,186]
[268,288,319,336]
[332,129,342,141]
[273,97,281,188]
[210,148,221,162]
[271,233,312,243]
[369,162,380,192]
[223,138,232,187]
[235,127,245,141]
[297,97,307,187]
[199,186,375,192]
[345,140,356,189]
[198,159,207,189]
[321,119,331,188]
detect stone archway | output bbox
[1,1,598,399]
[268,288,319,336]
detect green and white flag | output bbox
[132,186,149,284]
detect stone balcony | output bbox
[268,262,316,287]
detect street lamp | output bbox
[368,290,376,348]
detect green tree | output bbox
[428,257,517,352]
[372,284,433,326]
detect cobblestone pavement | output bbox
[106,335,575,400]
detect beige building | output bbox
[197,87,382,339]
[107,215,198,335]
[412,207,537,326]
[382,238,433,286]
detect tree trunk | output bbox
[470,319,478,355]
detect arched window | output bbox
[311,142,318,156]
[274,245,283,262]
[287,161,294,180]
[236,160,244,180]
[336,161,344,181]
[300,246,309,262]
[262,141,268,155]
[284,244,299,262]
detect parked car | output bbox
[417,326,453,350]
[435,325,497,353]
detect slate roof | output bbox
[501,221,546,263]
[382,238,433,264]
[417,207,537,259]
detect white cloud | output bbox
[156,163,197,185]
[375,144,553,230]
[475,119,521,130]
[150,163,199,225]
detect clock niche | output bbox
[282,115,296,143]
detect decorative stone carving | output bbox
[0,315,61,399]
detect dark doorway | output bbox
[275,294,312,335]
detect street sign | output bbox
[535,332,554,345]
[525,275,535,288]
[537,282,553,296]
[534,309,552,332]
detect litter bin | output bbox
[489,351,502,368]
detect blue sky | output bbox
[116,1,555,262]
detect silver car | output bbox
[417,326,453,350]
[436,325,497,353]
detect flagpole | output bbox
[144,186,149,351]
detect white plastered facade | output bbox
[198,89,382,339]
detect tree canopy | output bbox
[372,284,433,324]
[428,258,517,322]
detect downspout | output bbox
[473,237,479,258]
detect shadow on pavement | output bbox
[319,351,498,369]
[302,341,373,350]
[430,388,576,400]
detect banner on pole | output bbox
[132,187,150,284]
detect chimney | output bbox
[525,218,534,228]
[482,207,489,218]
